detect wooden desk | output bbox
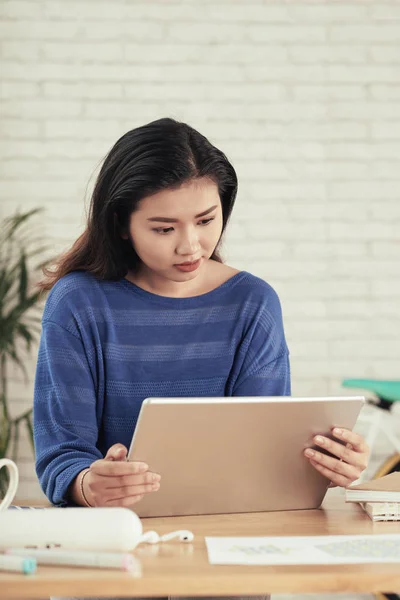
[2,491,400,599]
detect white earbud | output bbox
[160,530,194,543]
[140,529,194,544]
[140,531,160,544]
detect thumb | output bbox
[105,443,128,462]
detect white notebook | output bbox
[361,502,400,521]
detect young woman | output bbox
[34,117,368,522]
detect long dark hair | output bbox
[40,118,238,291]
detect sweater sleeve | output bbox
[231,287,291,397]
[34,320,103,506]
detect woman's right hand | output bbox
[83,443,161,508]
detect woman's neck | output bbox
[126,260,239,299]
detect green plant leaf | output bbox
[1,209,42,241]
[0,209,48,465]
[11,420,19,463]
[18,252,28,304]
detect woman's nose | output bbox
[175,228,201,256]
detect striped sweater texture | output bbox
[34,270,290,505]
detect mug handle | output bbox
[0,458,19,510]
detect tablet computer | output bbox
[128,396,365,517]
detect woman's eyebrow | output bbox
[147,205,218,223]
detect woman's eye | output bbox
[154,227,174,234]
[198,218,214,226]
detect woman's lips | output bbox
[174,259,201,272]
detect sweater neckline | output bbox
[118,271,248,306]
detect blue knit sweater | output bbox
[34,270,291,505]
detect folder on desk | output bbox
[345,472,400,503]
[345,472,400,520]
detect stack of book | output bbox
[345,471,400,521]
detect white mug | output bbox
[0,458,19,510]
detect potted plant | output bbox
[0,209,46,497]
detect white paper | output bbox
[205,534,400,565]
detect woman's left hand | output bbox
[304,427,369,488]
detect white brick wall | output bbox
[1,1,400,502]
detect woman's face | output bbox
[126,178,223,286]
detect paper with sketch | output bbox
[205,534,400,565]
